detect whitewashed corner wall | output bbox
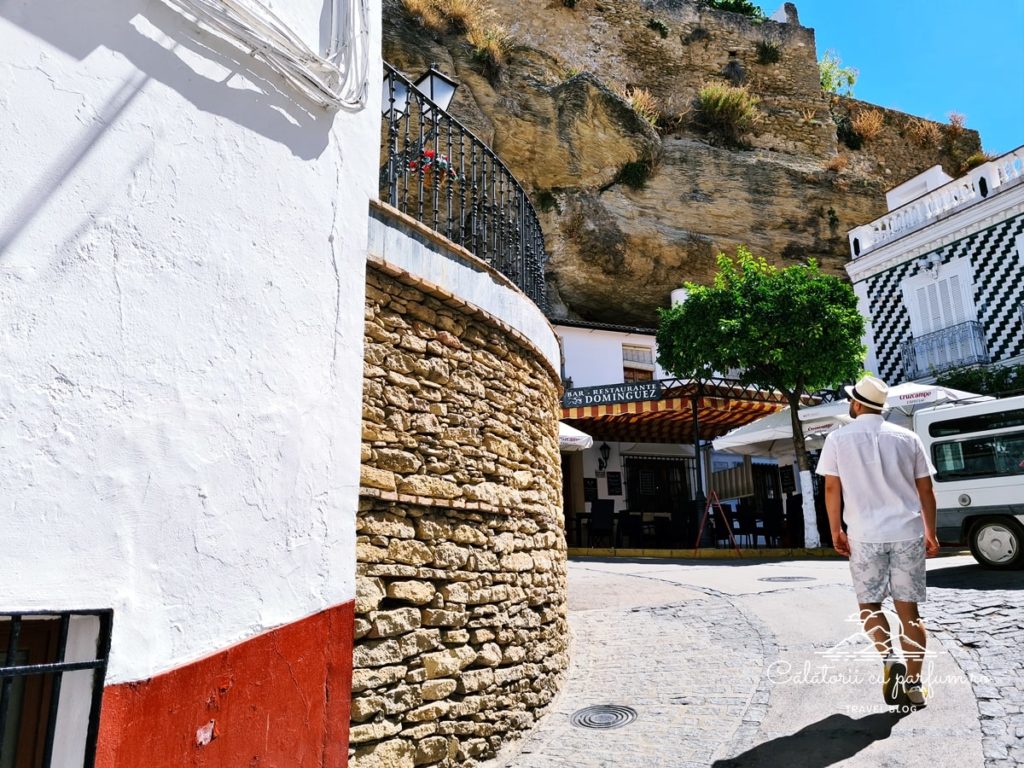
[0,0,381,684]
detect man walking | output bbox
[816,375,940,708]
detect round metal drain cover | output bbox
[758,576,816,582]
[570,705,638,730]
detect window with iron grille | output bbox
[1,611,112,768]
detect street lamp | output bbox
[414,64,459,114]
[598,442,611,472]
[381,63,459,117]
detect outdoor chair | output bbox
[588,499,615,547]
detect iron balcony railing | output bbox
[901,320,990,380]
[381,62,548,311]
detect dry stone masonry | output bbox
[353,265,567,767]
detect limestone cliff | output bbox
[383,0,980,326]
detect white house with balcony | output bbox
[846,146,1024,384]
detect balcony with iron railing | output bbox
[901,320,990,380]
[379,63,548,311]
[849,145,1024,258]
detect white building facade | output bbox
[847,147,1024,384]
[0,1,378,765]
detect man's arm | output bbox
[824,474,849,556]
[916,475,940,556]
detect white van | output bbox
[914,394,1024,569]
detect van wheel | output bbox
[968,517,1024,569]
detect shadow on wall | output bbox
[712,712,909,768]
[0,0,338,257]
[1,0,335,154]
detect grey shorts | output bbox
[848,537,926,604]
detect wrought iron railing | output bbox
[901,320,989,380]
[381,63,548,311]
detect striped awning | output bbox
[561,382,788,444]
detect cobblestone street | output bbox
[487,554,1021,768]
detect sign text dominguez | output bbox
[563,381,661,408]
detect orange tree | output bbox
[656,247,865,547]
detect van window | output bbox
[928,408,1024,438]
[932,433,1024,481]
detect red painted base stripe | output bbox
[96,601,354,768]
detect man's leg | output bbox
[858,602,891,655]
[894,600,927,683]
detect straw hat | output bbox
[845,375,888,410]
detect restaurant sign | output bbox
[563,381,662,407]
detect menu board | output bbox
[606,471,623,496]
[583,478,598,502]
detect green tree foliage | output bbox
[656,247,865,461]
[935,364,1024,397]
[705,0,765,20]
[819,49,858,96]
[656,248,865,544]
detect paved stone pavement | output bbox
[484,554,1021,768]
[923,565,1024,768]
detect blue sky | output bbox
[760,0,1024,155]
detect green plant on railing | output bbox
[695,82,760,146]
[819,49,857,95]
[935,363,1024,397]
[756,38,781,64]
[647,18,670,38]
[704,0,765,20]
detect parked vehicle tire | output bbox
[968,517,1024,569]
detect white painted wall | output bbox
[557,325,671,388]
[0,0,380,685]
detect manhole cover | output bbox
[570,705,638,730]
[758,576,816,582]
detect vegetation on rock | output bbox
[851,109,884,142]
[819,49,857,96]
[704,0,765,20]
[756,38,782,64]
[695,83,760,146]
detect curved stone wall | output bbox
[352,241,567,767]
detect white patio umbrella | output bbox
[712,400,851,461]
[883,382,990,427]
[713,382,987,459]
[558,421,593,451]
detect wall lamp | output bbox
[598,442,611,471]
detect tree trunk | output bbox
[787,390,821,548]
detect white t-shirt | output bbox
[815,414,935,543]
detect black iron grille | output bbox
[1,610,113,768]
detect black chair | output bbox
[758,498,785,547]
[589,499,615,547]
